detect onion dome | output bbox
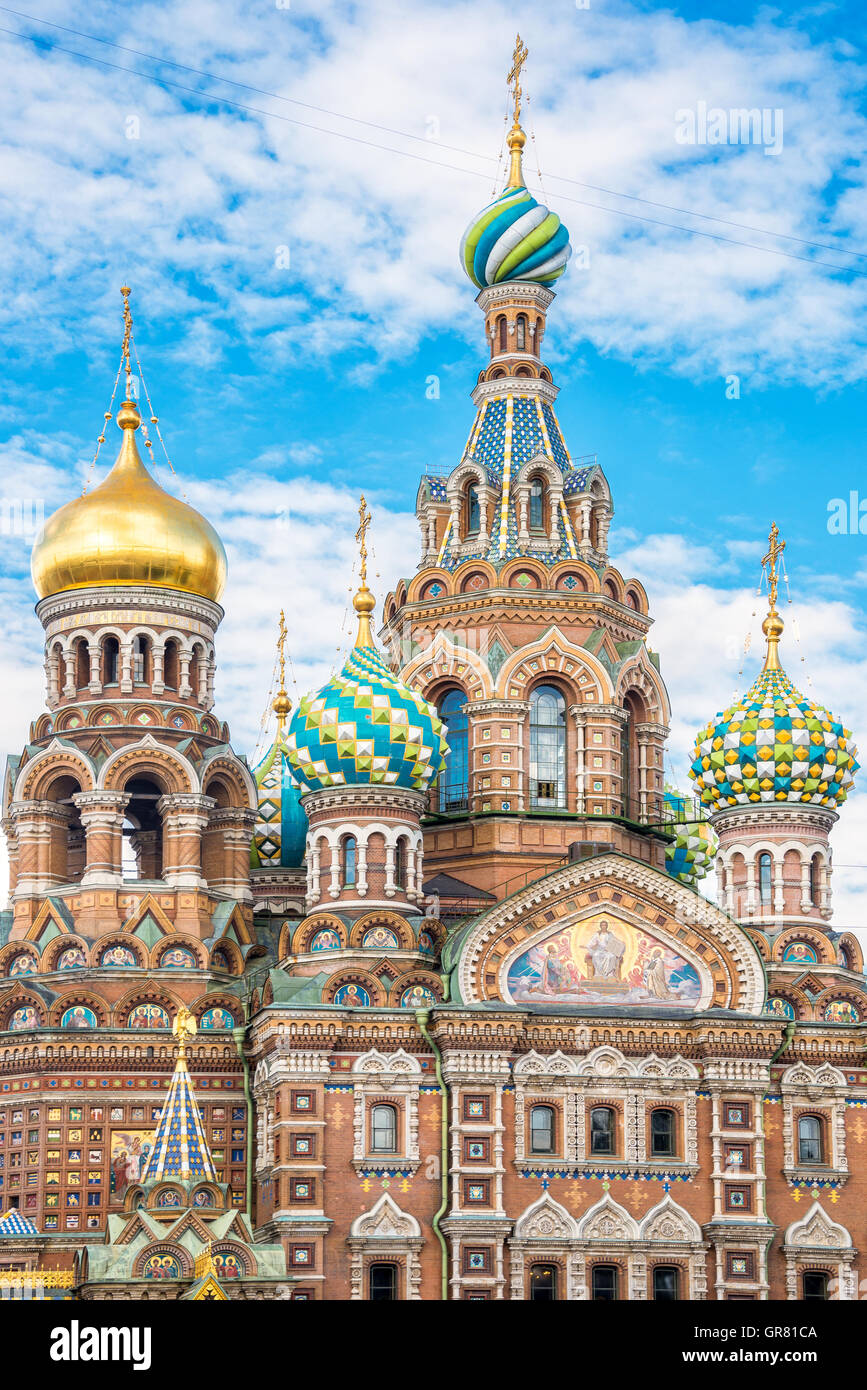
[286,499,448,794]
[689,528,858,811]
[460,124,571,289]
[32,397,227,603]
[251,647,308,868]
[662,787,716,885]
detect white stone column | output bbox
[87,643,102,694]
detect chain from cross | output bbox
[356,494,372,587]
[508,33,529,127]
[762,521,786,613]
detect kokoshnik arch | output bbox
[0,37,862,1303]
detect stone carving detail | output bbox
[513,1194,579,1242]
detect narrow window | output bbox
[466,485,481,535]
[650,1108,676,1158]
[103,636,119,685]
[653,1266,679,1301]
[529,685,566,808]
[163,640,179,689]
[342,836,357,888]
[498,316,507,353]
[132,635,149,683]
[802,1271,829,1300]
[758,852,773,904]
[810,855,821,908]
[529,479,544,530]
[438,689,469,812]
[529,1105,555,1154]
[369,1263,397,1301]
[529,1263,557,1301]
[591,1265,618,1301]
[590,1106,615,1155]
[516,314,526,350]
[395,839,406,889]
[370,1104,397,1154]
[797,1115,823,1165]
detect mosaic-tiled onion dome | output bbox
[286,585,448,794]
[251,736,307,869]
[690,664,859,811]
[662,786,716,885]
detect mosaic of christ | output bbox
[506,915,701,1008]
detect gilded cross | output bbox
[277,608,287,689]
[172,1004,197,1062]
[508,33,529,126]
[356,494,372,588]
[762,521,786,613]
[120,285,133,396]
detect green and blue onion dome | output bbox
[251,733,308,870]
[689,618,859,812]
[460,126,571,289]
[286,585,448,795]
[663,786,716,885]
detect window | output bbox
[132,635,149,683]
[529,1105,555,1155]
[466,485,481,535]
[758,852,773,905]
[653,1266,679,1301]
[394,839,406,889]
[797,1115,824,1165]
[590,1106,615,1155]
[103,636,119,685]
[650,1109,676,1158]
[529,478,544,530]
[810,855,821,908]
[497,316,507,353]
[529,685,566,808]
[369,1263,398,1301]
[529,1263,557,1301]
[516,314,527,350]
[342,836,357,888]
[438,689,469,812]
[163,640,179,689]
[802,1271,829,1301]
[591,1265,618,1301]
[370,1105,398,1154]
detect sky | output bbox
[0,0,865,923]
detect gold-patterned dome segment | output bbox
[31,400,227,602]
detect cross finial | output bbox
[760,522,787,672]
[272,608,292,732]
[172,1005,197,1065]
[120,285,133,399]
[356,494,372,589]
[508,33,529,127]
[277,608,287,688]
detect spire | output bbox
[505,33,529,189]
[272,608,292,733]
[142,1007,218,1186]
[352,494,376,649]
[760,521,787,672]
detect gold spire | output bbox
[760,521,787,672]
[505,33,529,189]
[172,1004,197,1068]
[352,494,376,649]
[272,608,292,732]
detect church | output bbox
[0,38,863,1303]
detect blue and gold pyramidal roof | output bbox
[142,1051,217,1184]
[287,641,448,794]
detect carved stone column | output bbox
[73,790,130,887]
[157,792,215,889]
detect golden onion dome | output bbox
[31,399,227,602]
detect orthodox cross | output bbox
[120,285,133,398]
[508,34,529,126]
[172,1004,197,1063]
[277,608,287,689]
[356,494,372,587]
[762,522,786,613]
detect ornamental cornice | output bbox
[476,282,556,310]
[467,699,530,716]
[37,586,223,630]
[712,804,838,834]
[471,377,560,409]
[384,590,652,638]
[301,786,426,816]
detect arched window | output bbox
[590,1106,615,1155]
[516,314,527,350]
[342,836,357,888]
[802,1271,829,1300]
[529,477,544,531]
[370,1104,398,1153]
[529,1264,557,1300]
[797,1115,824,1165]
[74,639,90,689]
[650,1108,676,1158]
[653,1266,679,1301]
[758,852,773,905]
[498,316,507,353]
[395,839,406,889]
[103,636,119,685]
[591,1265,618,1301]
[465,485,481,536]
[438,689,469,812]
[529,685,566,808]
[529,1105,555,1154]
[163,640,179,689]
[132,635,150,684]
[810,855,821,907]
[369,1263,398,1301]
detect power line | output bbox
[4,4,867,267]
[1,17,866,278]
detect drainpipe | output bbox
[770,1020,796,1066]
[232,1024,255,1221]
[415,1009,449,1302]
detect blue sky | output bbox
[0,0,865,918]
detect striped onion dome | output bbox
[460,182,572,289]
[689,665,859,812]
